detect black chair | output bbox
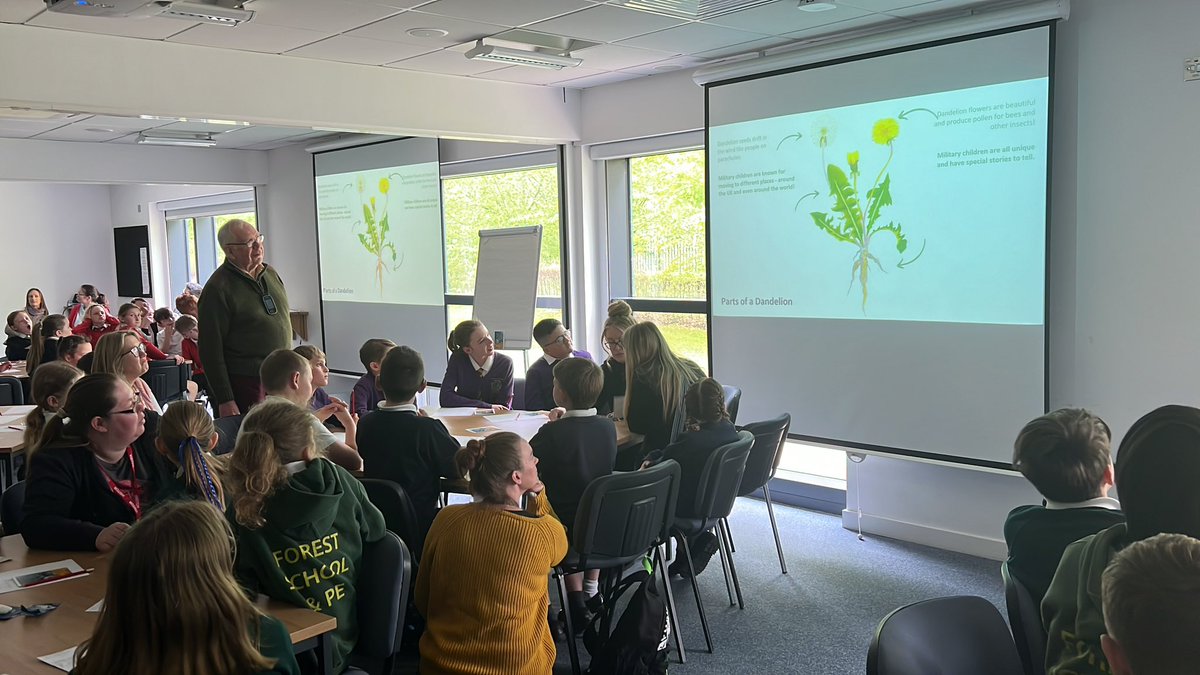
[672,430,755,650]
[721,385,742,424]
[346,531,412,675]
[1002,562,1047,675]
[555,460,684,674]
[1,480,25,536]
[0,377,23,405]
[361,479,425,564]
[724,414,791,574]
[211,414,244,455]
[142,361,187,404]
[512,377,525,410]
[867,595,1025,675]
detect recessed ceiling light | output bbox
[84,127,116,133]
[797,0,838,11]
[407,27,449,38]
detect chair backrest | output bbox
[687,430,755,521]
[1,480,25,535]
[721,385,742,424]
[361,479,425,563]
[353,531,412,674]
[512,377,525,410]
[141,361,184,404]
[211,414,244,456]
[867,596,1025,675]
[572,460,680,571]
[736,414,792,497]
[0,377,23,406]
[1001,562,1047,675]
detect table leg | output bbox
[315,632,334,675]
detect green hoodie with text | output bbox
[232,458,386,674]
[1041,522,1127,675]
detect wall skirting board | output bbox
[842,509,1007,561]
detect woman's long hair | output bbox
[226,400,316,529]
[24,361,82,455]
[622,322,704,421]
[73,501,277,675]
[158,401,226,510]
[92,331,136,381]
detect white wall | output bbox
[0,182,116,314]
[580,69,704,146]
[258,145,321,347]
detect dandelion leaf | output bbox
[811,211,854,244]
[874,221,908,254]
[362,204,375,229]
[865,174,893,230]
[826,165,863,241]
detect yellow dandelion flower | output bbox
[847,151,860,170]
[872,118,900,145]
[379,177,390,195]
[370,196,376,210]
[357,176,365,193]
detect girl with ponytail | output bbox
[439,319,515,411]
[415,432,568,675]
[155,401,225,510]
[597,299,637,416]
[23,361,83,459]
[27,314,69,370]
[226,399,385,675]
[620,321,705,467]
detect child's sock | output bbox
[583,579,599,597]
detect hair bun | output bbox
[607,299,632,319]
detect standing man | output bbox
[199,219,291,417]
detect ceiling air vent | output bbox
[612,0,777,21]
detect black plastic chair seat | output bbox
[672,515,722,535]
[867,595,1024,675]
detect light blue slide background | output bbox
[710,77,1048,325]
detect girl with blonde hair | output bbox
[416,431,567,675]
[227,399,385,674]
[73,500,300,675]
[155,400,225,509]
[93,331,162,413]
[597,299,637,417]
[621,321,705,467]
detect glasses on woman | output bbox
[124,344,147,359]
[603,338,623,353]
[107,392,144,416]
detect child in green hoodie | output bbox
[227,399,386,675]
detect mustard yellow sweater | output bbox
[415,492,568,675]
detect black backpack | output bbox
[583,561,671,675]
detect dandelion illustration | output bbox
[353,175,403,297]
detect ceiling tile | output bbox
[882,0,1000,18]
[340,0,439,8]
[619,53,706,75]
[345,10,506,47]
[209,126,317,148]
[706,1,872,35]
[474,64,607,86]
[558,70,645,89]
[386,48,510,76]
[155,120,259,133]
[0,118,78,137]
[617,21,770,54]
[243,0,402,33]
[526,5,686,43]
[417,0,594,28]
[167,22,327,54]
[78,115,174,130]
[782,12,908,39]
[286,35,436,65]
[692,35,791,60]
[572,43,678,70]
[840,0,944,11]
[2,0,44,24]
[32,126,133,143]
[26,11,197,39]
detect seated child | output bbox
[23,361,83,456]
[130,297,157,345]
[73,500,300,675]
[1005,408,1124,605]
[4,310,32,361]
[440,320,514,411]
[530,357,616,625]
[1043,404,1200,675]
[27,314,69,370]
[154,400,225,509]
[1100,532,1200,675]
[357,345,459,538]
[644,377,738,578]
[294,344,335,413]
[73,304,120,346]
[175,315,208,399]
[352,338,395,417]
[154,307,183,357]
[259,349,362,472]
[227,399,385,675]
[524,318,592,411]
[58,334,92,369]
[117,303,177,362]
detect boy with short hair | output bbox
[1100,533,1200,675]
[523,318,592,411]
[153,308,183,357]
[175,315,207,400]
[355,345,459,540]
[530,357,617,627]
[352,338,395,417]
[1004,408,1123,604]
[58,335,91,369]
[259,349,362,472]
[1043,404,1200,675]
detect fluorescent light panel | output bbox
[137,131,218,147]
[465,41,582,70]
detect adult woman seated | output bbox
[93,331,164,414]
[6,288,47,337]
[415,431,567,675]
[620,321,705,469]
[440,320,514,411]
[22,373,166,552]
[73,304,120,347]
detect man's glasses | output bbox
[540,331,571,349]
[107,392,144,416]
[226,233,265,249]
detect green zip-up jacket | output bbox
[198,260,291,405]
[1041,522,1126,675]
[231,458,386,674]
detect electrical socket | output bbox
[1186,57,1200,82]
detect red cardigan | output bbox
[72,316,120,347]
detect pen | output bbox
[23,568,94,588]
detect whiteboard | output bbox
[472,226,542,350]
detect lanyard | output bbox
[97,446,142,521]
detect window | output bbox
[441,164,565,366]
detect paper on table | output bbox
[37,646,77,672]
[0,560,85,595]
[430,407,478,417]
[2,405,35,415]
[87,599,104,612]
[0,414,25,426]
[465,426,500,434]
[452,435,476,447]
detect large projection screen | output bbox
[314,137,447,376]
[708,25,1052,469]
